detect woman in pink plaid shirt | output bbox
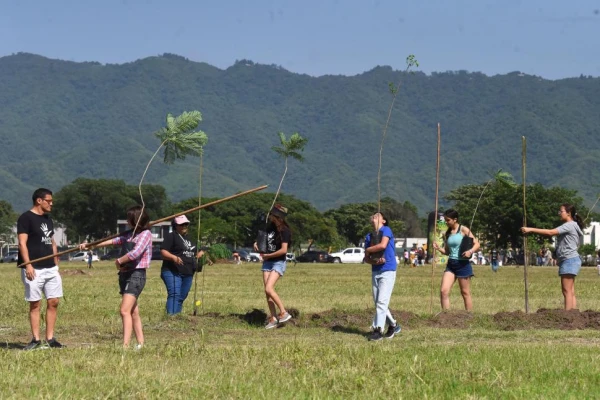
[81,205,152,349]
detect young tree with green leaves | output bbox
[377,54,419,212]
[267,131,308,220]
[134,111,208,231]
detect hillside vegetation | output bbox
[1,53,599,212]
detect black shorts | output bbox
[118,269,146,298]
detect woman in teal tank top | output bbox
[432,209,480,311]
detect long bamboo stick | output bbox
[17,185,268,267]
[194,150,204,316]
[522,136,529,313]
[430,123,441,314]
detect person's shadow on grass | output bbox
[0,342,25,350]
[330,325,368,337]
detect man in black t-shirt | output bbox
[17,188,64,350]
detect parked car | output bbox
[327,247,365,263]
[247,252,263,262]
[296,250,329,263]
[1,251,18,263]
[234,249,250,261]
[100,248,121,260]
[70,251,99,262]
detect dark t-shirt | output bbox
[17,210,55,269]
[160,232,196,275]
[491,249,498,260]
[266,223,291,262]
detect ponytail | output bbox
[562,203,585,230]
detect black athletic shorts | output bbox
[118,269,146,298]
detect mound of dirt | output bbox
[428,311,474,329]
[308,308,372,329]
[190,307,600,331]
[494,308,600,330]
[60,269,90,276]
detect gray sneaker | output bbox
[23,339,48,351]
[265,317,279,329]
[278,312,292,324]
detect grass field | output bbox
[2,261,600,399]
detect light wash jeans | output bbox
[372,270,397,330]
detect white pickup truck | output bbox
[328,247,365,263]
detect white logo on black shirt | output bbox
[40,223,53,245]
[267,231,277,252]
[179,235,196,258]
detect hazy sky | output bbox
[1,0,599,79]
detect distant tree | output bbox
[446,182,587,250]
[0,200,17,238]
[173,192,335,251]
[579,243,596,257]
[53,178,170,241]
[324,198,422,246]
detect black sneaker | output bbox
[46,338,65,348]
[23,338,48,351]
[368,328,384,341]
[384,324,402,339]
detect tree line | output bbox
[1,177,595,254]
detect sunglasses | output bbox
[177,223,190,227]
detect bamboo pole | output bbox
[430,123,441,314]
[522,136,530,313]
[193,150,204,316]
[17,185,268,267]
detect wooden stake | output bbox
[18,185,268,267]
[430,123,441,314]
[193,150,204,316]
[522,136,530,313]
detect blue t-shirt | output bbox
[365,226,397,272]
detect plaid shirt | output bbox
[112,230,153,269]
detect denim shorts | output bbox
[261,260,286,276]
[119,269,147,298]
[558,256,581,276]
[445,258,474,278]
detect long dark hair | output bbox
[444,209,460,239]
[562,203,584,230]
[270,214,292,244]
[127,205,150,234]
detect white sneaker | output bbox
[278,312,292,323]
[265,318,279,329]
[134,344,143,351]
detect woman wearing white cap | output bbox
[160,215,204,315]
[255,204,293,329]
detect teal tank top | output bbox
[446,228,464,260]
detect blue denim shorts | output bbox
[445,258,474,278]
[262,260,287,276]
[558,256,581,276]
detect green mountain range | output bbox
[1,53,599,213]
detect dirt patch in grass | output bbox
[428,311,475,329]
[187,308,600,331]
[494,308,600,330]
[61,269,91,276]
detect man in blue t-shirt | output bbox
[364,212,401,341]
